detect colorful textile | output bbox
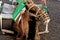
[12,3,25,20]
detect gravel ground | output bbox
[40,0,60,40]
[0,0,60,40]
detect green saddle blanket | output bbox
[42,5,48,13]
[12,3,25,20]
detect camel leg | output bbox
[34,21,40,40]
[21,12,29,40]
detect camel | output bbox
[13,0,50,40]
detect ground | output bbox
[40,0,60,40]
[46,0,60,40]
[0,0,60,40]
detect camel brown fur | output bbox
[13,0,50,40]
